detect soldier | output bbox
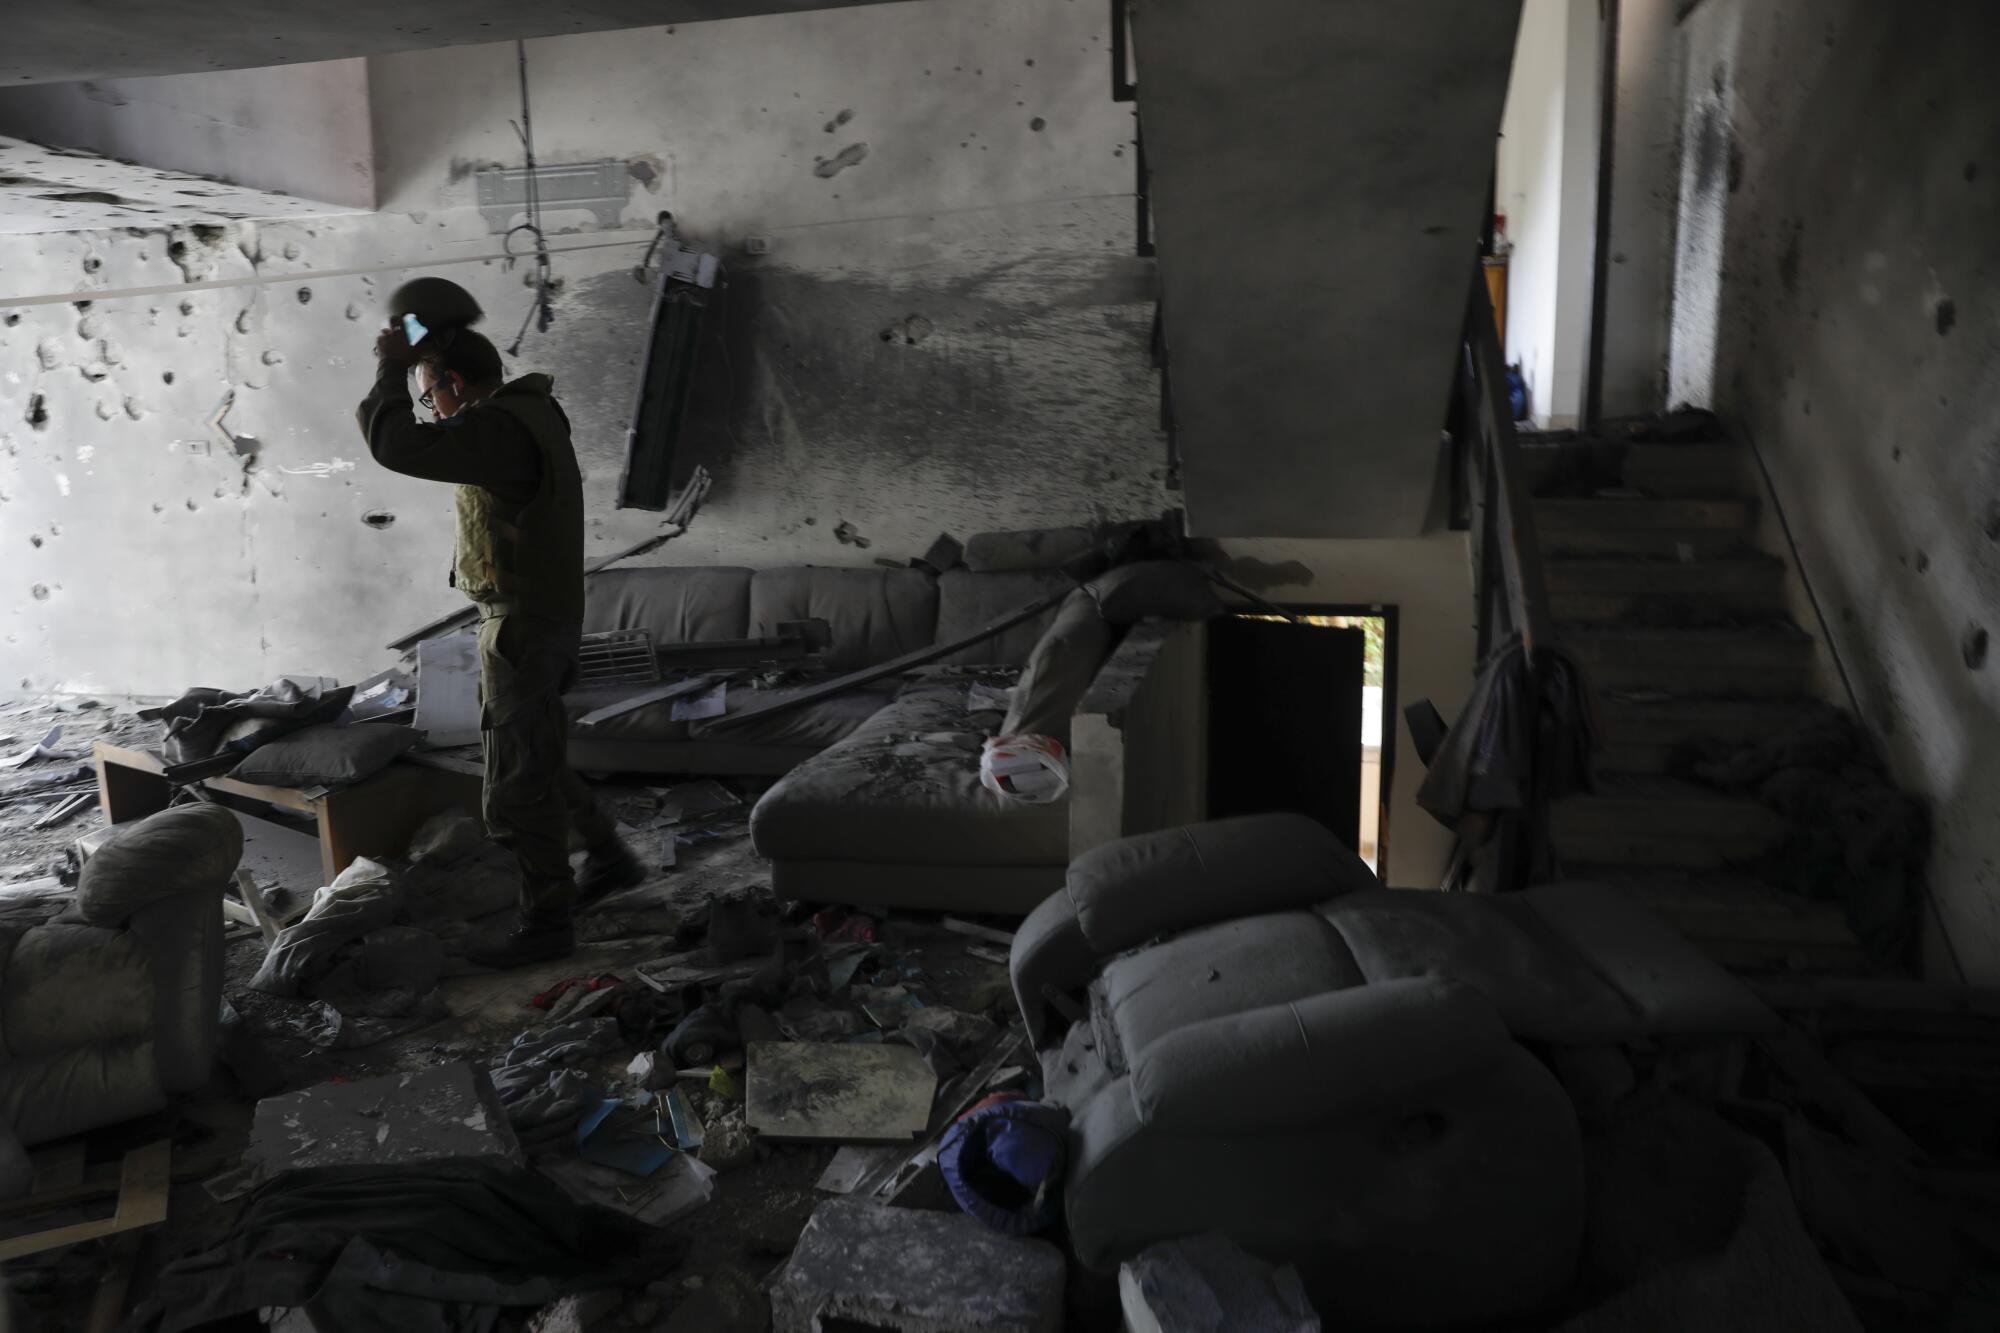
[359,279,640,967]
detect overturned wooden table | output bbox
[93,741,483,885]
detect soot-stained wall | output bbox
[1668,0,2000,981]
[0,0,1165,696]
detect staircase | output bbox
[1520,427,1875,973]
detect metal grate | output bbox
[577,629,660,688]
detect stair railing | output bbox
[1430,270,1575,892]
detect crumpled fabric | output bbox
[250,858,403,996]
[1416,634,1597,886]
[140,676,355,766]
[127,1157,685,1333]
[488,1017,622,1152]
[1678,706,1926,966]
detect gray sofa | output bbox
[1012,814,1775,1328]
[565,562,1207,913]
[0,803,236,1177]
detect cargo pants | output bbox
[477,610,618,922]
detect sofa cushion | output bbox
[1003,588,1116,740]
[1087,560,1222,625]
[582,566,754,643]
[3,922,155,1057]
[688,681,898,748]
[77,803,244,928]
[753,685,1068,869]
[963,527,1096,573]
[568,677,895,751]
[1100,911,1365,1062]
[747,568,939,672]
[0,1039,165,1148]
[935,571,1074,667]
[230,723,420,788]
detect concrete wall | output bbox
[1665,0,2000,982]
[1496,0,1600,427]
[0,0,1167,699]
[0,60,376,210]
[1209,533,1475,889]
[1597,0,1679,416]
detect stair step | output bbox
[1595,694,1831,774]
[1562,624,1815,696]
[1552,778,1784,868]
[1545,555,1786,623]
[1535,497,1758,559]
[1566,868,1874,973]
[1534,496,1756,530]
[1519,441,1747,498]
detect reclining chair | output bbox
[1011,813,1773,1330]
[0,803,238,1191]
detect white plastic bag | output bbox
[980,734,1070,804]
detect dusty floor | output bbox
[0,693,1029,1331]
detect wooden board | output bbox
[745,1042,935,1144]
[0,1140,170,1261]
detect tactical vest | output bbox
[451,374,586,625]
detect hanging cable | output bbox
[503,38,557,355]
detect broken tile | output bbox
[770,1196,1065,1333]
[746,1042,934,1143]
[247,1062,520,1177]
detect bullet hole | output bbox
[1030,117,1047,132]
[3,312,18,326]
[1965,623,1990,671]
[296,286,312,304]
[1935,298,1956,336]
[878,327,895,342]
[73,300,91,312]
[186,498,198,511]
[29,584,48,601]
[361,511,396,529]
[151,502,163,514]
[262,351,283,365]
[1915,550,1930,572]
[123,396,142,420]
[813,143,868,178]
[345,303,362,320]
[803,516,817,526]
[24,394,47,429]
[179,300,194,317]
[833,521,871,549]
[282,241,301,261]
[28,534,41,548]
[902,314,932,345]
[1026,58,1035,66]
[162,370,174,384]
[235,309,252,334]
[1891,445,1902,461]
[94,400,115,421]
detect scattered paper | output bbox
[542,1152,716,1228]
[0,727,62,770]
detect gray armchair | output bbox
[0,803,236,1170]
[1012,814,1773,1329]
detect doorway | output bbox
[1206,608,1394,873]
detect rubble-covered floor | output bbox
[0,692,1043,1331]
